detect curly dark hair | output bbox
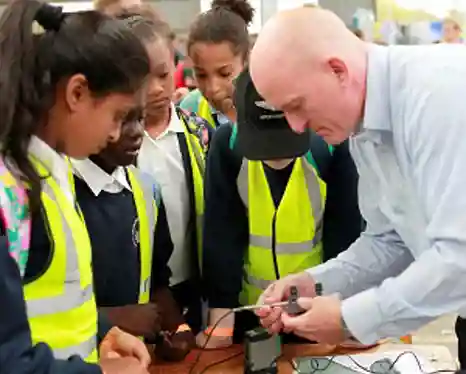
[187,0,254,61]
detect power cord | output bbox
[188,283,321,374]
[188,309,236,374]
[198,352,242,374]
[286,351,457,374]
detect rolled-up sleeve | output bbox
[341,73,466,344]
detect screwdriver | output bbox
[234,282,323,313]
[233,301,289,312]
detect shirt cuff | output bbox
[341,288,383,345]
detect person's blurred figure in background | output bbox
[442,18,463,44]
[94,0,141,15]
[351,27,364,40]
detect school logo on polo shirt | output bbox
[131,217,140,247]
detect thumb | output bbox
[281,297,314,329]
[296,297,314,310]
[263,282,288,304]
[103,351,121,359]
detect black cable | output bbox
[286,351,457,374]
[198,352,242,374]
[188,309,236,374]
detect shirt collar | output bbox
[167,104,185,133]
[209,105,232,126]
[153,104,185,140]
[361,45,392,133]
[71,158,131,196]
[28,135,69,180]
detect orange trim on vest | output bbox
[203,326,234,337]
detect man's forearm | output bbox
[342,239,466,344]
[308,230,412,299]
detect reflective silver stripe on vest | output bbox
[301,160,324,229]
[237,159,249,205]
[244,273,272,290]
[130,167,156,296]
[249,227,323,254]
[53,335,96,360]
[26,182,93,318]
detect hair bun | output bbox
[211,0,255,26]
[35,3,65,32]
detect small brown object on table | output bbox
[149,343,374,374]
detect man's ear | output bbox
[327,58,349,87]
[64,74,90,112]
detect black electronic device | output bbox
[244,327,281,374]
[286,286,306,316]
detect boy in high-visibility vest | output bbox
[72,110,195,361]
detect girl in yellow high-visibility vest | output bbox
[0,1,152,373]
[179,0,254,128]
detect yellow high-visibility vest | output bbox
[237,157,326,305]
[126,166,158,303]
[198,96,216,129]
[24,158,98,362]
[180,117,205,271]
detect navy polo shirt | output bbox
[73,175,173,307]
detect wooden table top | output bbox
[149,343,370,374]
[149,343,457,374]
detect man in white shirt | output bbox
[247,7,466,355]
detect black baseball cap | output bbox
[234,66,310,161]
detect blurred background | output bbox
[5,0,466,47]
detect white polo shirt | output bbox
[138,105,191,286]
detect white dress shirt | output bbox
[71,159,131,196]
[28,136,74,204]
[138,104,191,285]
[307,44,466,344]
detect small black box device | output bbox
[244,327,281,374]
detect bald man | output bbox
[249,7,466,353]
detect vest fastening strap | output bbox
[53,335,96,360]
[26,182,92,317]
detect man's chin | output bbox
[316,130,349,145]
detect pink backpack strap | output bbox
[0,160,30,276]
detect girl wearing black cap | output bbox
[199,65,364,349]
